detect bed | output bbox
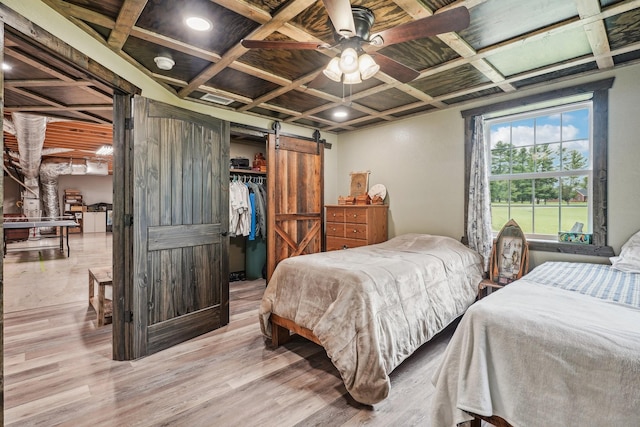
[259,233,484,405]
[431,260,640,427]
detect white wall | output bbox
[58,175,113,206]
[336,109,465,239]
[3,173,112,214]
[336,62,640,267]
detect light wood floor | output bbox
[3,234,459,426]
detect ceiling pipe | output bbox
[13,112,46,182]
[12,112,47,220]
[39,160,73,233]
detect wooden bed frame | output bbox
[272,314,513,427]
[469,414,513,427]
[270,313,321,346]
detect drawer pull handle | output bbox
[353,214,357,218]
[332,228,336,231]
[353,229,357,233]
[332,213,336,217]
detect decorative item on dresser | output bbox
[325,204,388,251]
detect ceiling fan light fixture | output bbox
[154,56,175,71]
[358,53,379,80]
[339,48,359,74]
[343,70,362,85]
[323,57,343,82]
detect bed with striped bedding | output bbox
[431,261,640,427]
[523,261,640,307]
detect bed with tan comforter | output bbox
[259,233,483,404]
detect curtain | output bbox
[467,116,493,273]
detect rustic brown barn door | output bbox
[131,97,229,358]
[266,129,324,281]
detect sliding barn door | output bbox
[267,132,324,281]
[131,97,229,358]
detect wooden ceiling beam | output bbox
[178,0,317,97]
[108,0,148,49]
[576,0,614,69]
[151,73,255,104]
[210,0,272,24]
[5,45,114,104]
[5,79,94,87]
[238,70,319,112]
[133,26,293,87]
[391,0,515,93]
[4,48,74,82]
[5,87,110,124]
[5,104,112,112]
[41,0,115,29]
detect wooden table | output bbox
[88,267,113,326]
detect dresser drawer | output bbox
[326,207,345,222]
[325,204,388,252]
[326,237,368,251]
[326,222,345,237]
[344,223,368,240]
[344,207,367,223]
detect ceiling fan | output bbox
[241,0,470,86]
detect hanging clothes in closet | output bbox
[229,174,266,239]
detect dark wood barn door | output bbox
[131,97,229,358]
[266,133,324,281]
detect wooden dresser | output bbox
[325,205,388,251]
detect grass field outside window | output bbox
[491,202,588,237]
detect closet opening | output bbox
[229,126,268,283]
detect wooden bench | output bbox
[88,267,113,326]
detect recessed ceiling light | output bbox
[2,62,11,71]
[334,110,348,118]
[185,16,212,31]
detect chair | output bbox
[479,219,529,298]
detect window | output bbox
[486,102,592,240]
[462,78,614,257]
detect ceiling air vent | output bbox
[200,93,234,105]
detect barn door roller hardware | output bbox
[272,121,281,149]
[313,129,322,155]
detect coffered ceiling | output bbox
[19,0,638,135]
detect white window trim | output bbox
[484,101,594,241]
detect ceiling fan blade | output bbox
[370,54,420,83]
[372,7,470,47]
[241,39,327,50]
[322,0,356,37]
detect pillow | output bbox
[610,230,640,273]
